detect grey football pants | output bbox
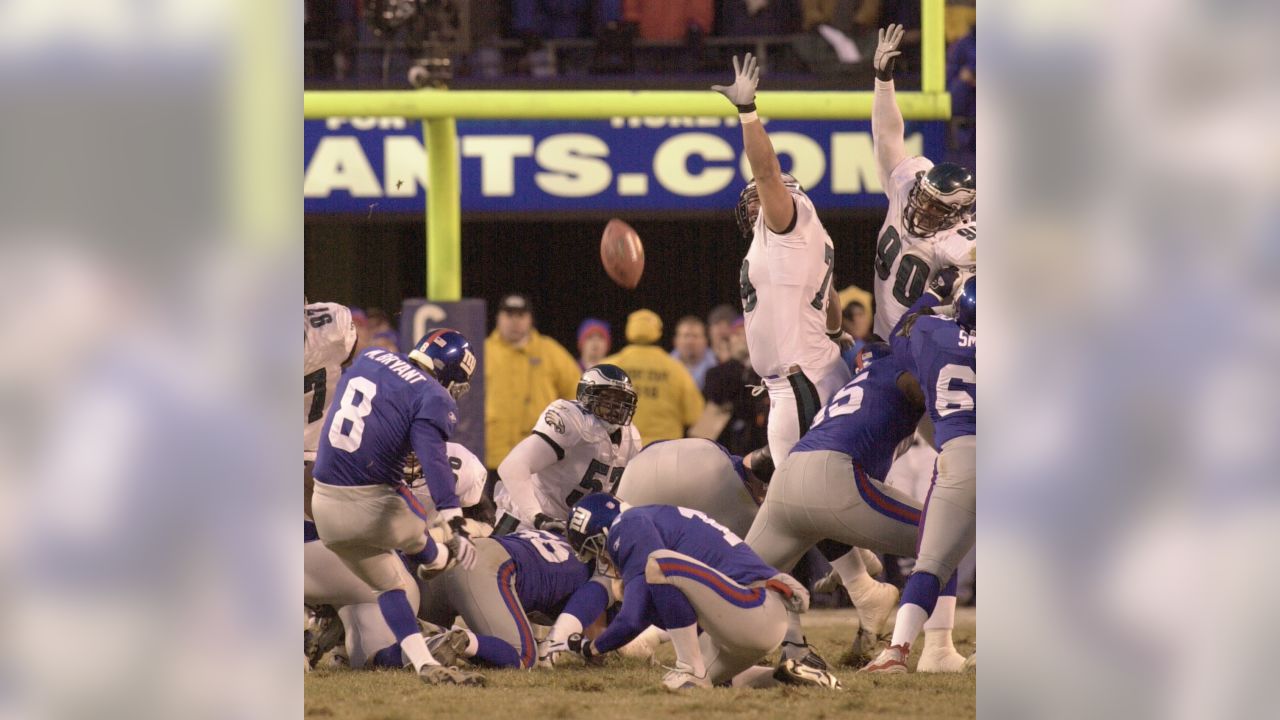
[914,435,976,582]
[745,449,922,574]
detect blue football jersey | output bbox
[899,316,976,448]
[792,351,923,480]
[606,505,778,586]
[313,348,461,507]
[494,530,592,615]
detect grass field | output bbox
[305,608,975,720]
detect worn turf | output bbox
[305,608,975,720]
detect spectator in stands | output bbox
[671,315,718,391]
[717,0,801,37]
[691,316,769,455]
[484,293,581,469]
[603,309,705,445]
[625,0,713,41]
[576,317,612,369]
[707,303,738,363]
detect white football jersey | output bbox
[740,192,841,379]
[873,156,977,338]
[303,302,357,461]
[409,442,487,511]
[496,399,642,523]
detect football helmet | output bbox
[408,328,477,400]
[954,276,976,333]
[904,163,975,237]
[577,364,638,426]
[735,172,804,238]
[854,341,892,372]
[567,492,624,563]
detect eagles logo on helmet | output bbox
[577,364,638,426]
[904,163,976,237]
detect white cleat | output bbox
[849,580,900,638]
[916,645,967,673]
[661,662,711,690]
[963,651,976,672]
[861,643,910,674]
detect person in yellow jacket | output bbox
[603,309,705,445]
[484,293,581,468]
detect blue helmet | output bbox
[854,340,892,373]
[409,328,477,399]
[567,492,623,562]
[577,364,638,426]
[954,277,976,333]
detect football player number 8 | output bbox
[328,377,378,452]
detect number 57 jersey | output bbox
[873,157,977,339]
[497,399,642,523]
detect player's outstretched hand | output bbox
[874,23,904,81]
[712,53,760,110]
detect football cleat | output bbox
[812,568,843,595]
[773,658,843,690]
[661,662,711,690]
[963,651,976,672]
[917,645,966,673]
[305,605,345,669]
[419,664,485,686]
[849,580,900,638]
[425,628,471,667]
[861,643,910,674]
[839,627,883,668]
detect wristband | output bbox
[826,330,844,340]
[735,101,756,113]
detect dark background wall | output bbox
[305,210,885,350]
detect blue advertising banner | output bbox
[304,117,944,215]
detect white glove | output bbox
[711,53,760,110]
[874,23,904,81]
[447,532,477,571]
[771,573,811,613]
[537,638,567,668]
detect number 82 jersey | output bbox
[873,157,976,339]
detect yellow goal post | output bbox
[302,0,950,300]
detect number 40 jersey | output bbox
[873,157,976,339]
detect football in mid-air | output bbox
[600,218,644,289]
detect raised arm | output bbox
[496,433,559,524]
[713,54,795,234]
[872,24,908,187]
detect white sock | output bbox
[831,550,876,600]
[401,633,437,670]
[547,613,583,645]
[923,595,956,631]
[817,24,862,63]
[923,628,956,652]
[889,604,929,648]
[666,624,706,677]
[781,611,808,658]
[462,629,479,657]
